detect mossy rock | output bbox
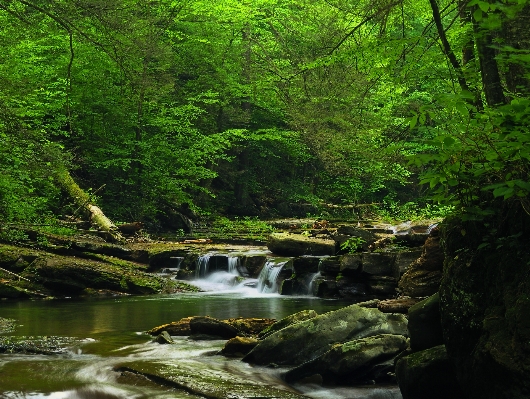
[115,360,306,399]
[439,215,530,399]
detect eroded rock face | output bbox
[398,235,444,297]
[243,304,408,366]
[284,334,409,384]
[439,216,530,399]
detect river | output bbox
[0,289,403,398]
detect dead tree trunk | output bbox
[55,168,125,243]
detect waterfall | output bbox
[306,271,321,296]
[227,256,240,274]
[257,260,288,294]
[195,254,211,278]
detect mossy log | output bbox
[55,168,125,243]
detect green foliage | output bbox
[340,237,366,253]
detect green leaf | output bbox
[443,137,456,147]
[478,1,489,12]
[474,8,483,21]
[455,102,468,116]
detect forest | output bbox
[1,2,530,398]
[0,0,529,235]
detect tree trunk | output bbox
[55,168,125,243]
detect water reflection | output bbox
[0,293,400,399]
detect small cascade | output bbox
[426,223,439,235]
[227,256,240,274]
[257,259,288,294]
[306,271,321,296]
[195,254,212,278]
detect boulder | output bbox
[189,316,239,339]
[267,233,336,256]
[153,331,174,344]
[284,334,409,384]
[395,345,463,399]
[258,310,318,339]
[221,336,259,356]
[398,236,444,297]
[243,304,408,366]
[147,317,193,336]
[407,293,443,352]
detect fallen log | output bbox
[54,168,125,243]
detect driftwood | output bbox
[54,168,125,243]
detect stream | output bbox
[0,272,403,398]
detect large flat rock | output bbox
[267,232,336,256]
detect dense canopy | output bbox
[1,0,529,229]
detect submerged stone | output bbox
[115,360,306,399]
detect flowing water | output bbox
[0,257,403,399]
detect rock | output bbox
[189,316,239,339]
[395,345,463,399]
[240,255,267,277]
[116,360,306,399]
[0,335,82,355]
[394,250,423,280]
[221,336,259,356]
[340,254,363,275]
[0,318,16,334]
[336,226,378,244]
[267,233,336,256]
[362,253,396,277]
[223,317,276,336]
[258,310,318,339]
[408,293,443,352]
[311,277,339,298]
[368,276,398,296]
[318,256,341,276]
[117,222,144,236]
[280,278,304,295]
[292,256,321,275]
[439,217,530,399]
[243,304,408,366]
[284,334,409,384]
[337,279,368,297]
[378,297,421,314]
[147,317,193,336]
[398,236,444,297]
[154,331,174,344]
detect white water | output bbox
[306,271,321,296]
[256,259,288,294]
[195,254,212,278]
